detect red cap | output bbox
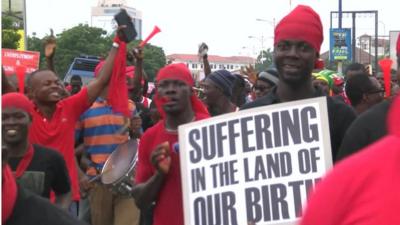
[2,92,34,115]
[274,5,323,53]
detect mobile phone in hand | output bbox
[114,9,137,43]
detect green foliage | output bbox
[53,24,111,78]
[255,48,274,72]
[2,15,21,49]
[27,36,46,68]
[26,24,166,80]
[126,40,166,81]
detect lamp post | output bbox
[256,17,276,53]
[256,18,276,31]
[379,21,387,56]
[248,35,265,63]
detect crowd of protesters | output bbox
[2,4,400,225]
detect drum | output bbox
[100,139,138,196]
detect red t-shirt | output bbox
[300,137,400,225]
[29,88,90,201]
[135,113,209,225]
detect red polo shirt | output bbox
[135,112,209,225]
[29,87,90,201]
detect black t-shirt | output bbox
[8,144,70,198]
[241,86,357,162]
[6,186,88,225]
[336,100,391,161]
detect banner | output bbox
[330,28,352,61]
[179,97,332,225]
[2,49,40,75]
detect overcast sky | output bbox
[26,0,399,57]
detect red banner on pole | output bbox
[2,49,40,76]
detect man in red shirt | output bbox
[27,33,131,210]
[133,63,209,225]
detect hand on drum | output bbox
[150,141,171,175]
[80,175,95,194]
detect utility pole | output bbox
[338,0,343,74]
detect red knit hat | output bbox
[274,5,323,53]
[2,92,34,115]
[156,63,194,86]
[396,33,400,57]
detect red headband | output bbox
[156,63,194,86]
[2,92,34,115]
[274,5,323,53]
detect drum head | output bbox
[101,139,138,185]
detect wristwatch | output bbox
[112,42,119,48]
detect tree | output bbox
[255,48,274,72]
[54,24,110,78]
[27,35,46,68]
[27,24,166,80]
[2,15,21,49]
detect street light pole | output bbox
[379,21,386,56]
[256,18,276,30]
[248,35,264,63]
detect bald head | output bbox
[28,69,64,104]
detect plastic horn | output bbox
[139,26,161,48]
[378,58,393,98]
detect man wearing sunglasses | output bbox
[345,73,384,115]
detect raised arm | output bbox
[86,44,119,104]
[131,47,145,102]
[44,29,56,72]
[203,54,211,76]
[86,26,133,105]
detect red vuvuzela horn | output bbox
[139,26,161,48]
[378,58,393,98]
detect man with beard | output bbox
[133,63,209,225]
[241,5,356,161]
[202,69,237,116]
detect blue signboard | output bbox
[330,28,352,61]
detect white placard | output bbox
[179,97,332,225]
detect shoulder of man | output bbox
[240,94,275,110]
[10,186,88,225]
[326,96,356,117]
[32,144,65,162]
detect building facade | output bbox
[167,54,256,81]
[91,0,142,39]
